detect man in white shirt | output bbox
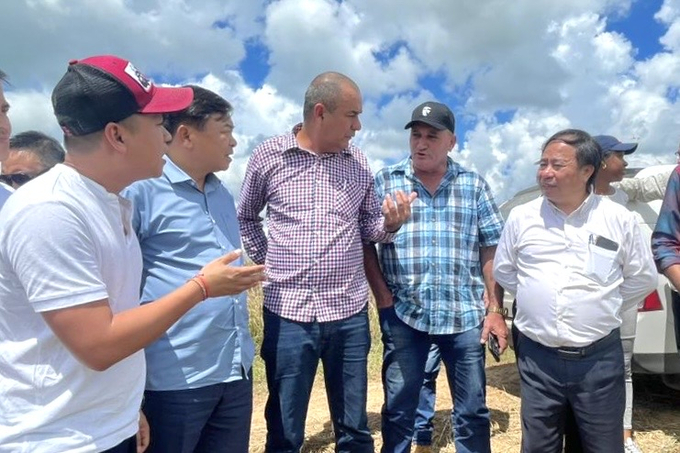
[0,56,265,453]
[493,129,657,453]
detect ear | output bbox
[176,124,192,148]
[102,122,127,154]
[581,164,595,182]
[313,103,325,120]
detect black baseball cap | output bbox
[593,135,638,155]
[404,101,455,134]
[52,55,193,137]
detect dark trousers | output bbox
[102,436,136,453]
[516,329,625,453]
[142,376,253,453]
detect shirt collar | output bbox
[396,156,460,181]
[283,123,353,156]
[545,191,597,219]
[162,156,220,192]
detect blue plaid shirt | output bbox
[376,157,504,334]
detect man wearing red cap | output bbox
[0,56,265,453]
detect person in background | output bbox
[238,71,415,452]
[123,85,256,453]
[494,129,657,453]
[364,101,508,453]
[0,130,65,189]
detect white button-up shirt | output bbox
[493,194,657,348]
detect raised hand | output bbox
[199,249,266,297]
[382,190,418,232]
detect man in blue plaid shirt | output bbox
[364,101,508,453]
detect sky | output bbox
[3,0,680,204]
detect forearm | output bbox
[481,246,503,308]
[239,221,268,265]
[362,243,393,308]
[663,264,680,293]
[614,168,673,203]
[43,280,205,371]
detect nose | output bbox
[414,136,428,150]
[353,116,362,131]
[538,166,555,179]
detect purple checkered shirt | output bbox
[238,125,394,322]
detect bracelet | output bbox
[188,277,208,301]
[194,273,210,299]
[486,306,508,317]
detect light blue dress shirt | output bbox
[123,158,254,391]
[0,184,13,213]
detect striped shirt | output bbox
[238,125,393,322]
[376,157,504,334]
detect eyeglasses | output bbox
[0,170,46,188]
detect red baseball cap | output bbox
[52,55,193,136]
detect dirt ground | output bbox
[248,359,680,452]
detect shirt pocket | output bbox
[333,175,362,220]
[584,244,617,284]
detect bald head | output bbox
[303,72,360,122]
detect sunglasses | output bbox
[0,170,47,187]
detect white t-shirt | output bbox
[0,164,145,452]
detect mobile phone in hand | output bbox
[488,333,501,362]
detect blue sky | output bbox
[2,0,680,202]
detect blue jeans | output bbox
[261,306,374,453]
[142,376,253,453]
[413,344,442,446]
[379,306,490,453]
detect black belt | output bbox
[524,328,620,360]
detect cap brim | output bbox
[610,142,638,154]
[139,86,193,114]
[404,119,446,130]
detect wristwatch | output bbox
[486,306,508,317]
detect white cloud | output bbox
[3,0,680,206]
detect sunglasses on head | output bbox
[0,170,47,187]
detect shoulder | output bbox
[376,157,409,180]
[595,195,631,215]
[252,132,295,157]
[506,196,542,221]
